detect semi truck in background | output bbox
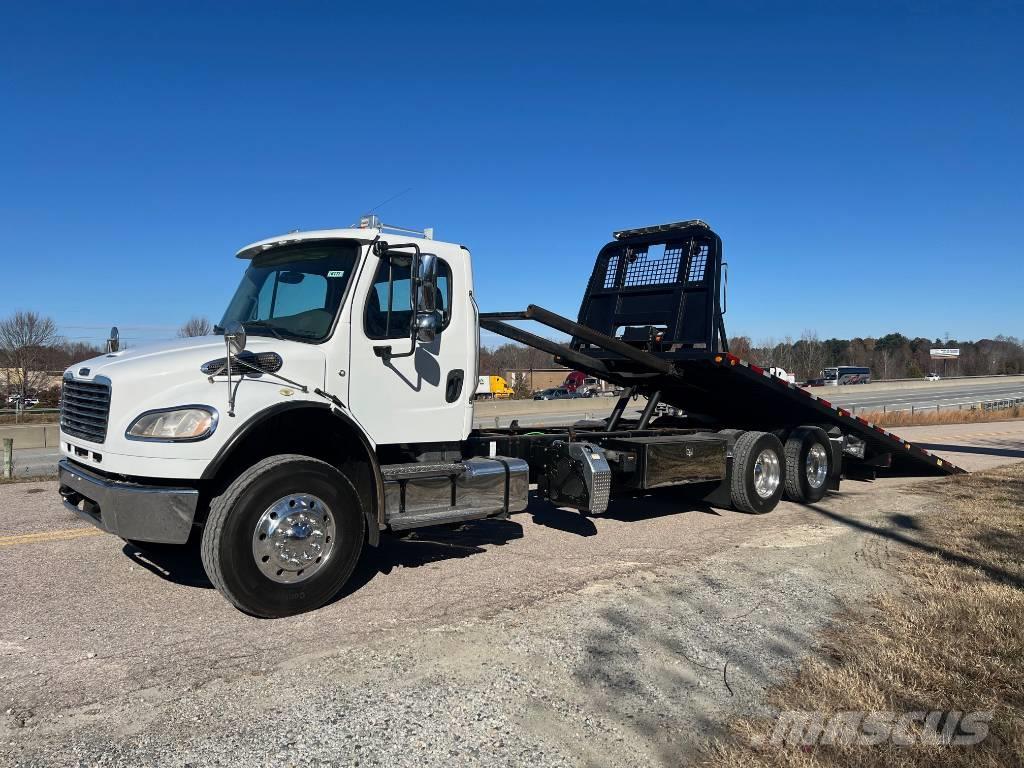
[563,370,616,396]
[767,367,796,385]
[57,216,959,618]
[475,375,515,399]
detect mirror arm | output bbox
[224,334,235,417]
[229,355,309,393]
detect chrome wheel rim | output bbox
[806,444,829,489]
[753,449,781,499]
[252,493,336,584]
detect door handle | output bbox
[446,369,464,403]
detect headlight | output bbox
[126,407,218,441]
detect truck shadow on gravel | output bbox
[530,487,722,538]
[120,487,732,601]
[122,519,528,596]
[122,541,214,589]
[805,497,1024,590]
[569,565,842,766]
[917,440,1024,459]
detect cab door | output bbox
[345,245,471,445]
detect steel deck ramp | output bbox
[480,305,964,476]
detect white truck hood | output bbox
[61,335,330,475]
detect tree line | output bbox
[479,332,1024,384]
[728,332,1024,381]
[0,311,215,405]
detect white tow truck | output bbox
[58,217,959,617]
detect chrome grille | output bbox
[61,377,111,443]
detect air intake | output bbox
[61,376,111,444]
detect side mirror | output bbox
[107,326,120,353]
[415,253,438,314]
[414,253,440,343]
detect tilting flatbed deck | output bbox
[480,217,963,479]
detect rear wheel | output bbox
[730,431,785,514]
[784,427,832,503]
[201,454,365,618]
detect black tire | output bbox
[201,454,365,618]
[784,427,832,504]
[729,431,786,514]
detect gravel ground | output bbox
[2,422,1021,767]
[4,489,918,767]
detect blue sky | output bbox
[1,1,1020,348]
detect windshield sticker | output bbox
[327,270,345,278]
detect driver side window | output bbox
[364,256,452,340]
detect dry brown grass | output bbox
[0,411,59,425]
[859,405,1024,428]
[0,474,55,484]
[702,464,1024,767]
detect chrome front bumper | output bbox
[58,459,200,544]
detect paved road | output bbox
[1,421,1021,766]
[822,380,1024,413]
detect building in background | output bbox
[503,367,570,394]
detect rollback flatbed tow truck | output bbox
[58,217,961,617]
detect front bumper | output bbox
[58,459,200,544]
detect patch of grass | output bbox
[0,474,57,484]
[0,412,59,425]
[859,406,1024,427]
[702,464,1024,766]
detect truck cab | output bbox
[58,217,523,617]
[59,217,478,476]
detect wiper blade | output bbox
[244,321,285,341]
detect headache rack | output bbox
[480,220,963,477]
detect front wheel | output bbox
[201,454,366,618]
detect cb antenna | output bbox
[366,187,413,214]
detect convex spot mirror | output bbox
[224,321,247,354]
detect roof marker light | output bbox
[612,219,710,240]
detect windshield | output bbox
[220,240,359,343]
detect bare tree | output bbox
[791,330,826,380]
[0,311,60,401]
[178,316,213,338]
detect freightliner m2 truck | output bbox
[58,218,960,617]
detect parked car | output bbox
[925,373,941,381]
[533,388,585,400]
[22,397,40,408]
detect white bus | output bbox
[823,366,871,386]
